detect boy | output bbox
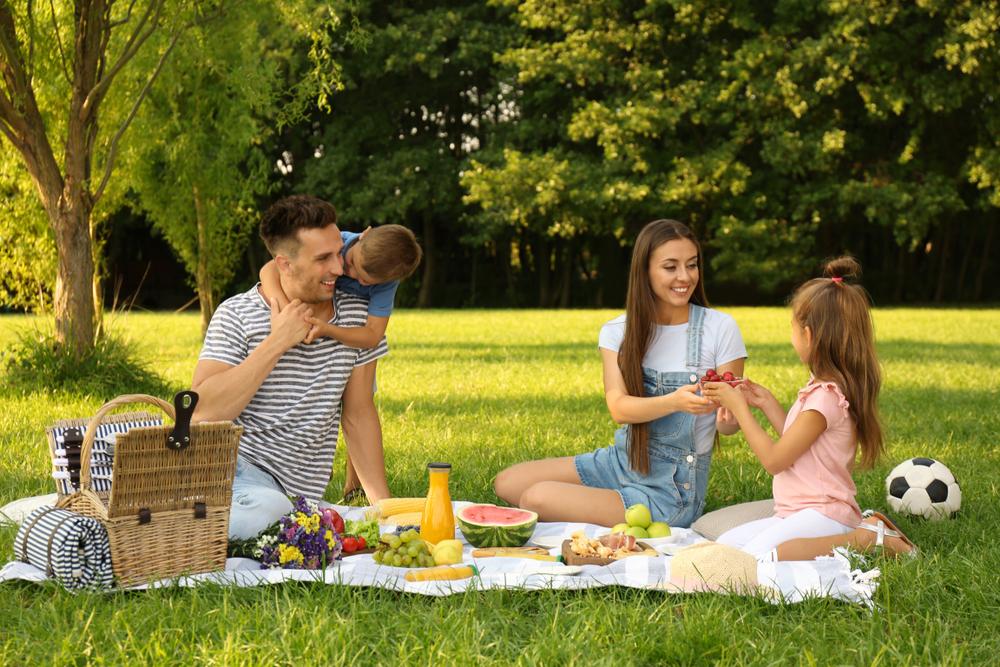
[259,223,422,501]
[260,224,422,347]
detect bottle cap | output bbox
[428,462,452,470]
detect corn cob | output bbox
[379,511,422,526]
[375,497,425,517]
[404,565,478,582]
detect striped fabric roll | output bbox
[14,506,114,590]
[50,419,163,494]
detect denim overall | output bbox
[575,304,712,528]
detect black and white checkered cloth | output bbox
[50,419,162,494]
[14,506,114,590]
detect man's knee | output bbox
[229,488,292,540]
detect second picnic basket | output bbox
[56,392,242,586]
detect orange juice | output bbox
[420,463,455,544]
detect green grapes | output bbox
[374,533,433,569]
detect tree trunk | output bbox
[557,239,572,308]
[417,215,435,308]
[933,225,953,303]
[534,235,551,307]
[955,222,975,301]
[193,184,215,335]
[973,220,995,301]
[52,192,97,356]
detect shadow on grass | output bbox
[392,341,595,363]
[746,339,1000,366]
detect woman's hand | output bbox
[701,381,747,412]
[670,384,717,415]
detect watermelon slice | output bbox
[457,504,538,548]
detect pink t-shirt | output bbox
[772,379,862,527]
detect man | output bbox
[192,195,391,539]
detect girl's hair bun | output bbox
[823,256,861,282]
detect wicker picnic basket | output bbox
[55,392,242,587]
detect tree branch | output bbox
[92,29,179,203]
[82,0,163,117]
[47,0,71,84]
[109,0,139,28]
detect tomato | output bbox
[356,536,367,550]
[342,536,358,553]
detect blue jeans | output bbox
[228,456,293,540]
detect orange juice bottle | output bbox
[420,462,455,545]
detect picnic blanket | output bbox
[0,500,878,606]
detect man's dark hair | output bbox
[259,195,338,256]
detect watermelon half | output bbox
[457,504,538,548]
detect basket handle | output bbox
[79,394,175,491]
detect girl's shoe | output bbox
[859,510,918,558]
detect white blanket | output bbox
[0,501,878,606]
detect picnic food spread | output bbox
[563,531,656,564]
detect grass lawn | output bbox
[1,307,999,665]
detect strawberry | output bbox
[722,371,735,381]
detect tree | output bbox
[0,0,223,355]
[290,0,517,307]
[124,2,339,333]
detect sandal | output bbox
[859,510,918,558]
[341,487,369,506]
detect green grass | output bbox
[1,308,999,665]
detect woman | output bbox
[494,220,747,527]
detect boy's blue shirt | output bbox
[337,230,398,317]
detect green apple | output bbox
[647,521,671,538]
[624,526,649,539]
[610,523,629,534]
[624,503,652,529]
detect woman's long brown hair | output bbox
[790,256,884,468]
[619,220,709,475]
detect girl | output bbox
[493,220,747,527]
[703,257,917,560]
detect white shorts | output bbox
[716,508,854,561]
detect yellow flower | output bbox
[278,544,304,565]
[325,529,335,549]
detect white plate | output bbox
[529,535,565,550]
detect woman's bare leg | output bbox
[775,514,916,561]
[494,456,626,525]
[519,481,626,526]
[493,457,583,505]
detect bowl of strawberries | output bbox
[700,368,746,387]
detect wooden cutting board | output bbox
[560,539,659,566]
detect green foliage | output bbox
[0,163,54,311]
[1,327,170,400]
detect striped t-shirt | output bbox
[199,284,388,501]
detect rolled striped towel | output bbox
[14,506,114,590]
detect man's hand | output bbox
[670,384,717,415]
[269,298,313,351]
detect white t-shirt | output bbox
[599,308,747,454]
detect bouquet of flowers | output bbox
[252,496,344,569]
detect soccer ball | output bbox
[885,457,961,520]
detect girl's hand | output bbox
[701,381,746,411]
[304,316,326,344]
[671,384,717,415]
[740,379,776,410]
